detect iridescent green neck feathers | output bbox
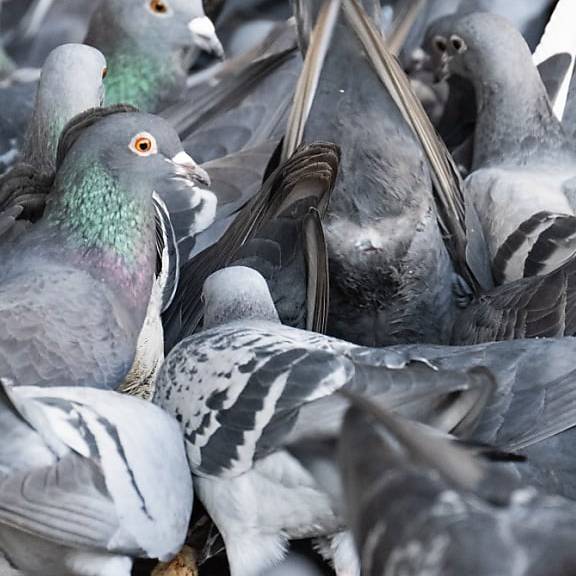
[104,51,184,112]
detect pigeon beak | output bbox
[188,16,225,61]
[171,151,211,187]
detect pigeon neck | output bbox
[470,48,565,168]
[104,44,184,112]
[44,161,156,306]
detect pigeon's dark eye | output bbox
[433,36,447,53]
[149,0,169,14]
[451,36,466,53]
[129,132,158,157]
[101,67,108,79]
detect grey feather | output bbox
[0,379,192,575]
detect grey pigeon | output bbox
[429,12,576,285]
[154,266,499,576]
[0,43,106,183]
[0,377,192,576]
[163,141,339,349]
[85,0,224,112]
[292,0,457,346]
[292,399,576,576]
[0,108,210,391]
[0,44,106,172]
[22,43,107,175]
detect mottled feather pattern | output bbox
[155,322,353,478]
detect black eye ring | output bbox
[451,36,465,52]
[433,36,447,53]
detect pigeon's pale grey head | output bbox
[202,266,281,329]
[426,12,533,85]
[23,43,107,172]
[86,0,223,111]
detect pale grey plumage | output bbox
[0,378,192,576]
[431,12,576,285]
[22,43,107,175]
[0,43,105,180]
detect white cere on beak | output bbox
[170,151,211,186]
[188,16,225,59]
[172,150,198,166]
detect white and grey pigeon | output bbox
[0,377,193,576]
[429,12,576,285]
[153,266,496,576]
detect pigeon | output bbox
[428,12,576,285]
[21,43,107,175]
[154,266,499,576]
[0,43,106,181]
[163,140,339,349]
[84,0,224,112]
[0,108,211,391]
[160,266,576,517]
[289,0,459,346]
[0,377,193,576]
[290,398,576,576]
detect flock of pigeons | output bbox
[2,0,576,575]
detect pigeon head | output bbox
[202,266,280,329]
[85,0,223,111]
[43,109,208,301]
[426,12,534,88]
[23,44,107,174]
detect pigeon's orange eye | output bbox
[101,67,108,79]
[149,0,169,14]
[129,132,158,157]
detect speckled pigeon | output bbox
[154,266,501,576]
[85,0,224,112]
[429,12,576,285]
[158,260,576,576]
[0,108,211,391]
[0,377,193,576]
[291,400,576,576]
